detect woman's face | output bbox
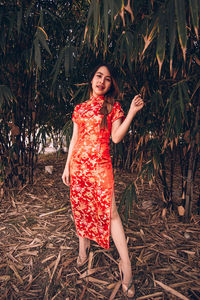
[91,66,112,97]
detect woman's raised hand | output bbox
[130,94,144,114]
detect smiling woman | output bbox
[62,63,144,297]
[89,64,120,129]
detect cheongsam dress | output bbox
[70,95,124,249]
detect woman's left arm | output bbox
[111,94,144,144]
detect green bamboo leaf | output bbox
[156,12,166,77]
[181,82,189,124]
[191,79,200,99]
[36,126,49,150]
[72,84,88,102]
[57,88,61,102]
[178,83,185,118]
[0,89,2,106]
[84,0,95,43]
[147,163,154,182]
[189,0,199,40]
[39,9,44,27]
[138,160,154,182]
[131,183,137,204]
[175,0,187,61]
[114,33,122,58]
[125,31,133,72]
[153,149,160,171]
[112,0,123,16]
[64,46,76,77]
[108,0,122,27]
[33,38,41,69]
[131,33,138,62]
[81,85,89,102]
[93,0,100,45]
[64,47,70,76]
[62,120,73,148]
[8,15,15,39]
[110,0,115,25]
[52,48,64,85]
[25,1,36,22]
[103,0,109,54]
[0,85,13,107]
[119,33,125,65]
[42,9,61,23]
[36,27,51,56]
[166,88,176,138]
[119,182,137,221]
[142,17,158,55]
[181,82,190,103]
[167,0,176,76]
[86,0,95,25]
[151,91,164,113]
[17,6,22,35]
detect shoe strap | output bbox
[126,278,134,295]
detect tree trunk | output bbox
[184,103,199,221]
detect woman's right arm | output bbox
[62,122,79,186]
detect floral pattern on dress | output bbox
[70,96,124,249]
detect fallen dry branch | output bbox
[155,280,190,300]
[109,281,121,300]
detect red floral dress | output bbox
[70,96,124,249]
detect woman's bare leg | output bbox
[110,193,132,284]
[78,236,90,259]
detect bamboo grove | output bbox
[0,0,199,220]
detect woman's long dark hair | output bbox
[89,63,120,129]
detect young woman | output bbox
[62,63,144,297]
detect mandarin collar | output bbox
[90,95,104,102]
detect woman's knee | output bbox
[111,205,119,220]
[111,192,119,220]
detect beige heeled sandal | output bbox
[77,255,88,267]
[118,260,135,298]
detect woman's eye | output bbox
[106,78,111,82]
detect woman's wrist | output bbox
[127,108,137,119]
[65,162,70,169]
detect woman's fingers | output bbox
[134,94,143,103]
[66,176,70,186]
[62,174,70,186]
[132,94,144,108]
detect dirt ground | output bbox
[0,153,200,300]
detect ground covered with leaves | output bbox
[0,153,200,300]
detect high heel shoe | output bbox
[118,260,135,298]
[77,241,90,267]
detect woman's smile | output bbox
[96,85,105,90]
[91,66,112,97]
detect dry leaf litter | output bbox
[0,153,199,300]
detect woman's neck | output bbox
[91,94,104,100]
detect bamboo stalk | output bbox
[185,104,199,220]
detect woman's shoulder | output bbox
[113,101,123,110]
[110,100,124,122]
[74,99,90,110]
[72,99,90,122]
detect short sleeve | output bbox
[72,105,79,123]
[111,102,125,123]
